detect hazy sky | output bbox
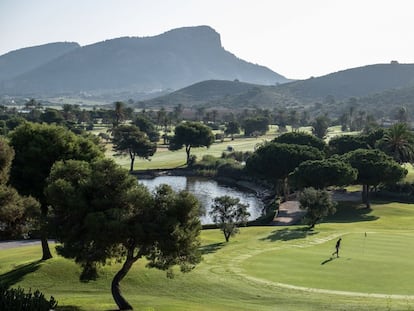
[1,0,414,79]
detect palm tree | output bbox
[378,122,414,163]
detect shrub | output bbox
[221,151,252,162]
[187,155,197,167]
[248,198,279,225]
[216,161,244,179]
[0,284,57,311]
[196,155,218,169]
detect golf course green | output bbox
[1,200,414,310]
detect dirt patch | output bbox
[273,201,305,226]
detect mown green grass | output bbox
[108,136,268,170]
[2,201,414,310]
[98,124,359,171]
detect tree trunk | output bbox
[283,177,289,202]
[41,234,52,260]
[362,184,370,208]
[185,145,191,165]
[111,248,140,310]
[40,207,52,261]
[129,150,135,172]
[224,232,230,242]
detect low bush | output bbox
[376,182,414,202]
[194,155,244,178]
[221,151,252,162]
[0,284,57,311]
[248,198,279,225]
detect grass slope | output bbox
[1,200,414,310]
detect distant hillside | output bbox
[140,79,298,108]
[355,85,414,117]
[275,63,414,102]
[0,42,80,82]
[0,26,287,96]
[141,63,414,113]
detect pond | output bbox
[138,176,264,224]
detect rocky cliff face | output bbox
[0,26,287,96]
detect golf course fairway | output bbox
[1,200,414,310]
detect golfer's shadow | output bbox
[321,257,335,265]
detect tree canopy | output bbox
[133,114,160,143]
[246,142,324,199]
[312,115,330,139]
[290,158,357,190]
[169,122,214,165]
[8,122,103,260]
[298,187,337,229]
[343,148,407,207]
[112,124,156,172]
[328,135,370,155]
[376,122,414,164]
[242,116,269,137]
[0,137,14,184]
[209,195,250,242]
[46,158,202,310]
[224,121,240,140]
[0,137,39,239]
[273,131,326,151]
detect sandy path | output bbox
[0,240,55,250]
[273,200,305,225]
[273,190,362,225]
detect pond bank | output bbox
[133,168,274,201]
[133,168,277,224]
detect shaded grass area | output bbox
[327,202,379,223]
[0,260,42,287]
[2,201,414,310]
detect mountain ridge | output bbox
[0,26,287,96]
[0,42,80,82]
[138,63,414,111]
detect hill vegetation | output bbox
[0,26,287,96]
[0,42,79,82]
[276,63,414,102]
[138,62,414,120]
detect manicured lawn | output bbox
[107,136,268,170]
[97,124,357,171]
[2,200,414,310]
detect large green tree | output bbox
[298,187,337,229]
[0,136,14,184]
[329,129,384,155]
[312,115,330,139]
[224,121,240,140]
[0,185,39,239]
[209,195,250,242]
[344,149,407,207]
[8,122,103,260]
[112,125,156,172]
[133,114,160,143]
[273,131,326,151]
[289,158,357,190]
[45,159,202,310]
[328,135,370,155]
[0,137,39,239]
[246,142,324,200]
[169,122,214,165]
[242,116,269,137]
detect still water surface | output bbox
[139,176,264,224]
